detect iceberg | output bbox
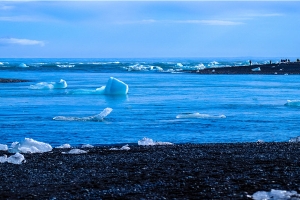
[29,79,67,89]
[138,137,173,146]
[8,138,52,153]
[56,144,71,148]
[53,107,113,122]
[0,144,8,151]
[68,77,128,95]
[176,113,226,119]
[252,189,300,200]
[81,144,94,148]
[18,63,28,68]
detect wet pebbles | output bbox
[1,142,300,199]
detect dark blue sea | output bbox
[1,57,300,147]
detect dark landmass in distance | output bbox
[0,78,30,83]
[192,61,300,75]
[1,143,300,199]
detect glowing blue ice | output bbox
[285,100,300,107]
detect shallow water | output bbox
[1,58,300,146]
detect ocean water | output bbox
[1,57,300,146]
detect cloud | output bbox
[0,37,45,46]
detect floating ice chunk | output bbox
[176,63,183,67]
[176,113,226,119]
[81,144,94,148]
[110,144,130,151]
[29,79,67,89]
[62,149,88,154]
[18,63,28,68]
[57,64,75,68]
[252,189,300,200]
[285,100,300,107]
[138,137,173,146]
[7,153,25,164]
[56,144,71,148]
[104,77,129,95]
[252,67,261,72]
[53,107,113,122]
[9,138,52,153]
[0,144,8,151]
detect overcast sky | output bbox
[0,1,299,58]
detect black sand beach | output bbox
[1,143,300,199]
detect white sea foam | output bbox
[29,79,67,89]
[56,144,71,148]
[53,107,113,122]
[0,144,8,151]
[57,64,75,68]
[62,149,88,154]
[8,138,52,153]
[252,189,300,200]
[285,100,300,107]
[176,113,226,119]
[138,137,173,146]
[109,144,130,151]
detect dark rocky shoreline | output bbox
[1,142,300,199]
[192,61,300,75]
[0,78,29,83]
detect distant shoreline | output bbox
[0,78,30,83]
[192,61,300,75]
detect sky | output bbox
[0,1,299,58]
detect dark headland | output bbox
[192,61,300,75]
[0,78,29,83]
[1,143,300,199]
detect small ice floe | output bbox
[176,113,226,119]
[68,77,128,95]
[138,137,173,146]
[29,79,67,89]
[109,144,130,151]
[56,144,71,148]
[8,138,52,154]
[62,149,88,154]
[289,136,300,143]
[251,67,261,72]
[81,144,94,148]
[252,189,300,200]
[18,63,28,68]
[0,144,8,151]
[57,64,75,68]
[53,107,113,122]
[0,153,26,164]
[284,100,300,107]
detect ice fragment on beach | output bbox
[284,100,300,107]
[176,113,226,119]
[252,189,300,200]
[81,144,94,148]
[62,149,88,154]
[251,67,261,72]
[0,144,8,151]
[289,136,300,143]
[0,155,7,163]
[56,144,71,148]
[8,138,52,153]
[29,79,67,89]
[138,137,173,146]
[7,153,25,164]
[53,107,113,122]
[109,144,130,151]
